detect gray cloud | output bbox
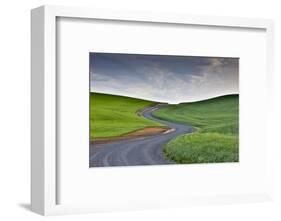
[90,53,239,103]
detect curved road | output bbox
[89,105,193,167]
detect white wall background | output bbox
[0,0,280,220]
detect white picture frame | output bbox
[31,5,274,215]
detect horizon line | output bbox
[90,91,239,104]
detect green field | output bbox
[153,95,239,163]
[90,93,163,139]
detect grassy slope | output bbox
[90,93,163,139]
[153,95,239,163]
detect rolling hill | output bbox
[90,92,163,139]
[153,95,239,163]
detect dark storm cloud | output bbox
[90,53,239,103]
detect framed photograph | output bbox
[89,53,239,167]
[31,5,274,215]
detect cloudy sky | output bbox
[90,53,239,103]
